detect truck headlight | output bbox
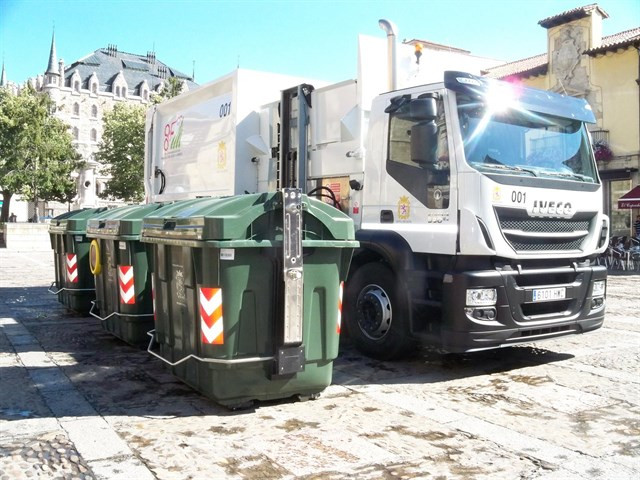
[592,280,605,297]
[466,288,497,306]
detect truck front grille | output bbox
[495,207,596,253]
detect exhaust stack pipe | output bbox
[378,19,397,91]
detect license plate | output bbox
[532,287,566,302]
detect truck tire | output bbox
[344,262,417,360]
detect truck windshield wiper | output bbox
[538,171,594,182]
[480,156,537,177]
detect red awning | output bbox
[618,185,640,209]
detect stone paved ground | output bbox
[0,249,638,479]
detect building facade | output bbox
[484,3,640,237]
[3,34,197,219]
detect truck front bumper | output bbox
[438,263,607,353]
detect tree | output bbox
[97,79,185,202]
[0,85,82,222]
[95,103,146,202]
[152,77,185,105]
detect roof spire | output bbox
[46,30,59,76]
[0,60,6,87]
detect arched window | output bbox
[91,83,97,94]
[122,87,127,98]
[143,90,148,101]
[74,81,80,92]
[91,105,98,118]
[73,103,80,116]
[73,127,79,140]
[90,129,97,142]
[115,86,120,97]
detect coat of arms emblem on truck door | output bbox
[217,141,227,170]
[398,196,411,220]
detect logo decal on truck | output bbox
[398,196,411,220]
[528,200,574,218]
[163,115,184,153]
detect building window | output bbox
[115,86,120,97]
[91,83,97,94]
[90,129,97,142]
[73,103,80,116]
[122,87,127,98]
[73,127,79,140]
[143,90,148,101]
[91,105,98,118]
[610,179,632,236]
[74,81,80,92]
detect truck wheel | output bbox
[344,262,417,360]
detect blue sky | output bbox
[1,0,639,86]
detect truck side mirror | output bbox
[411,121,438,165]
[408,97,437,122]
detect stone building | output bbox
[8,33,197,219]
[483,3,640,237]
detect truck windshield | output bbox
[456,93,598,183]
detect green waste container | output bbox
[86,203,167,346]
[141,190,358,408]
[48,207,108,313]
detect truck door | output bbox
[377,90,458,255]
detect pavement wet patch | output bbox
[221,454,290,479]
[508,374,554,385]
[276,419,321,432]
[387,425,457,442]
[209,425,245,435]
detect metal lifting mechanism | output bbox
[276,187,305,375]
[278,84,313,191]
[274,84,312,376]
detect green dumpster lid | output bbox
[48,207,109,234]
[86,203,167,239]
[141,193,355,243]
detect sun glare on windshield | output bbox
[456,92,597,184]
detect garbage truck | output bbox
[145,34,608,360]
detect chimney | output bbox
[147,51,156,64]
[378,19,397,91]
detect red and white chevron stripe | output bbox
[118,266,135,304]
[199,287,224,345]
[337,281,344,334]
[66,254,78,283]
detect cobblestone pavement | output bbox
[1,249,638,479]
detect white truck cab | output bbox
[341,71,608,358]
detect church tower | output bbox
[43,31,61,93]
[0,61,6,87]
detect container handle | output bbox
[48,281,95,295]
[89,300,154,322]
[146,330,274,366]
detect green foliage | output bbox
[151,77,184,104]
[96,102,146,202]
[0,85,82,221]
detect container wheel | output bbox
[344,262,417,360]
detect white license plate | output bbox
[532,287,566,302]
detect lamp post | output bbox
[32,156,39,223]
